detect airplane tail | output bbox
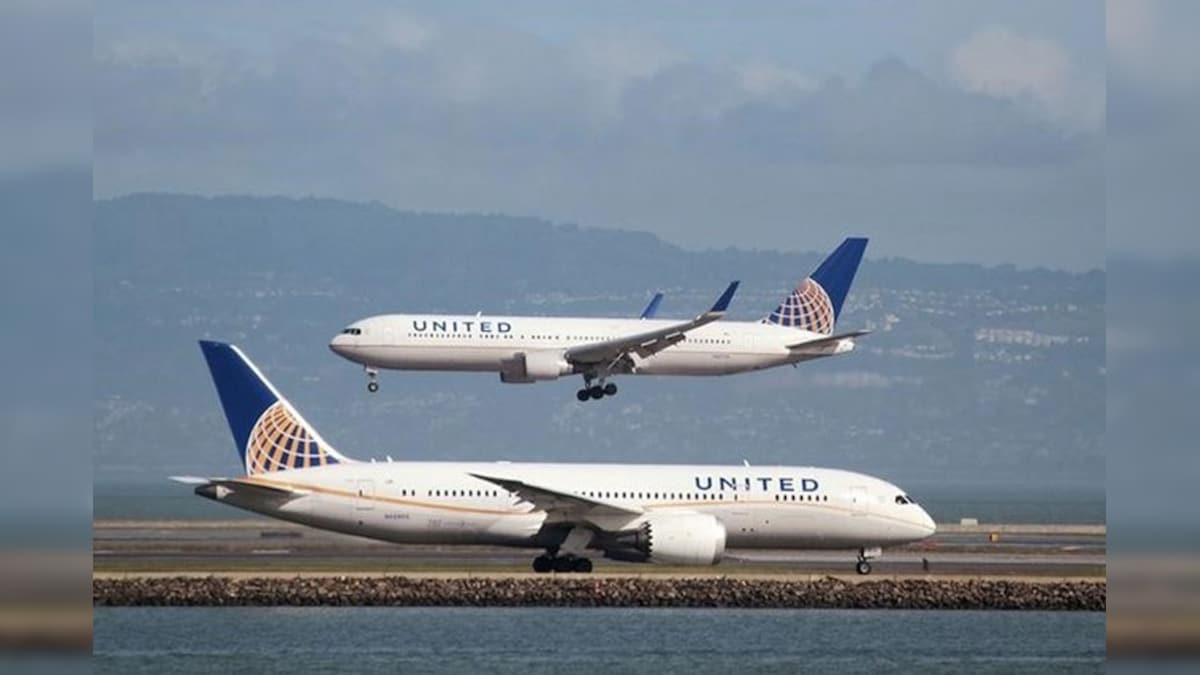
[199,341,351,476]
[763,237,867,334]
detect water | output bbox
[94,607,1105,673]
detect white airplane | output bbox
[330,238,870,401]
[177,340,935,575]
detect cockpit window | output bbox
[895,494,916,505]
[341,328,363,335]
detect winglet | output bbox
[640,292,664,319]
[709,281,740,314]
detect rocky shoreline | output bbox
[95,576,1105,611]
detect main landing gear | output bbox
[576,378,618,402]
[856,547,881,575]
[532,553,593,573]
[365,367,379,393]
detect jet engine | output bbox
[499,351,573,383]
[600,513,726,565]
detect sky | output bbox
[1106,0,1200,261]
[2,0,1196,533]
[87,0,1121,271]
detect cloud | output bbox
[736,61,816,97]
[373,12,437,51]
[949,26,1104,132]
[93,6,1103,269]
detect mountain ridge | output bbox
[95,193,1104,488]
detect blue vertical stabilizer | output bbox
[764,238,867,333]
[810,237,868,320]
[198,340,345,475]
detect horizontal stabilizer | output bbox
[178,475,310,503]
[785,329,871,351]
[168,475,212,485]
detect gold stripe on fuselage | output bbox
[233,474,925,529]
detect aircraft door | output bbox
[355,479,375,511]
[849,485,869,516]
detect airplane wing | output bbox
[566,281,739,366]
[785,329,871,351]
[468,472,642,517]
[639,292,664,319]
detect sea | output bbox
[93,607,1105,673]
[93,482,1105,671]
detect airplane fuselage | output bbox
[192,338,927,573]
[330,314,853,378]
[203,460,934,553]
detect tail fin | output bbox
[639,292,664,319]
[199,341,350,475]
[764,237,867,334]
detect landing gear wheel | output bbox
[553,556,576,573]
[367,381,379,393]
[572,557,593,573]
[576,389,590,402]
[588,386,604,400]
[856,560,872,575]
[603,382,617,396]
[532,555,553,573]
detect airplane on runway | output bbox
[329,237,870,401]
[176,340,934,575]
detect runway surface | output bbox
[94,519,1105,579]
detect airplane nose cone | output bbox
[916,507,937,538]
[329,334,356,360]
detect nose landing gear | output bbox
[855,546,881,575]
[365,367,379,393]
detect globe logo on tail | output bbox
[764,278,835,334]
[245,401,340,475]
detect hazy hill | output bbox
[94,194,1104,489]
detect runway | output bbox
[94,519,1105,579]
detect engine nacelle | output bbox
[602,513,727,566]
[499,351,573,383]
